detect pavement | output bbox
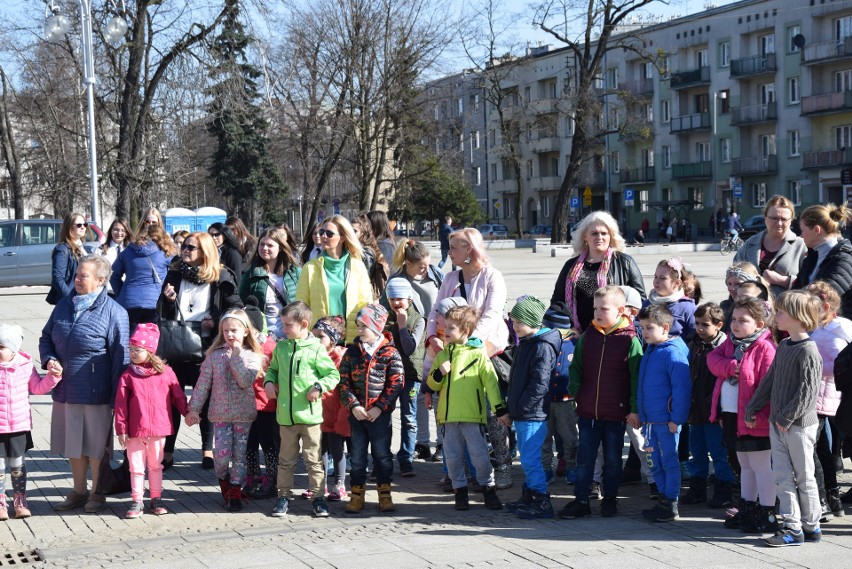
[1,248,851,568]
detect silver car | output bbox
[0,219,103,287]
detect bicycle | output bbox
[720,231,744,255]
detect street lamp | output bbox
[42,0,127,228]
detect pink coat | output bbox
[114,365,188,438]
[0,351,60,434]
[707,330,776,438]
[811,318,852,416]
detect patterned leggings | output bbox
[0,456,26,497]
[213,422,251,485]
[246,411,280,482]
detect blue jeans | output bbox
[349,411,393,486]
[644,423,681,500]
[688,423,736,483]
[396,381,418,466]
[575,417,625,501]
[515,420,548,493]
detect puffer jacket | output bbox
[239,263,302,311]
[296,255,372,343]
[426,338,506,425]
[645,296,696,342]
[339,332,404,412]
[0,351,61,434]
[114,365,188,438]
[190,346,263,423]
[39,288,129,405]
[734,229,806,298]
[263,335,340,426]
[688,331,726,424]
[637,336,691,425]
[708,329,776,437]
[797,238,852,317]
[110,241,171,310]
[811,317,852,416]
[47,242,90,305]
[508,328,561,421]
[568,317,643,421]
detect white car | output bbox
[478,224,509,239]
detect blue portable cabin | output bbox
[162,207,196,235]
[194,207,227,233]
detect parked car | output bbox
[478,223,509,239]
[528,225,553,237]
[740,215,766,239]
[394,228,417,237]
[0,219,103,287]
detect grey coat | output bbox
[733,229,806,297]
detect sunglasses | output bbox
[318,229,338,238]
[181,243,199,251]
[73,223,86,228]
[145,220,158,225]
[209,231,221,237]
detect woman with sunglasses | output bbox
[296,215,372,343]
[208,222,243,283]
[159,232,242,469]
[47,212,94,305]
[133,207,163,238]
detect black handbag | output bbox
[157,302,205,363]
[95,449,131,496]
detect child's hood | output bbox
[0,350,33,370]
[129,240,159,256]
[591,315,634,336]
[823,317,852,342]
[519,327,562,355]
[652,335,689,357]
[465,337,484,349]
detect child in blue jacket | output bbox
[637,303,691,523]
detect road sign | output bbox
[842,168,852,185]
[583,186,592,197]
[584,194,592,206]
[624,189,634,206]
[494,200,502,209]
[570,196,580,209]
[732,183,743,199]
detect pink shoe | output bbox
[328,484,347,502]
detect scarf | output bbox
[726,328,765,386]
[131,363,158,377]
[72,286,104,322]
[565,248,613,331]
[179,261,205,285]
[648,289,685,305]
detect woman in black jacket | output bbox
[796,203,852,317]
[208,222,244,283]
[551,211,646,332]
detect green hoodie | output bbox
[426,338,505,425]
[264,334,340,426]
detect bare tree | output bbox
[0,66,24,218]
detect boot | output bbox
[707,481,733,508]
[820,499,834,523]
[739,500,762,533]
[0,496,7,521]
[829,488,844,517]
[724,500,751,530]
[650,497,679,523]
[681,477,707,505]
[378,483,395,513]
[642,501,668,520]
[454,486,470,511]
[226,483,242,512]
[217,478,230,502]
[754,505,778,533]
[345,484,366,514]
[504,484,533,513]
[13,493,31,519]
[482,485,503,510]
[516,492,554,519]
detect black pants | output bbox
[246,411,280,479]
[126,307,158,336]
[814,415,836,500]
[164,360,213,453]
[721,412,741,478]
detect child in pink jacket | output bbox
[0,324,62,520]
[114,323,188,519]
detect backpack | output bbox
[550,334,577,401]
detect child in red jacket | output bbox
[313,316,348,501]
[114,323,188,519]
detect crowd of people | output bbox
[1,199,851,548]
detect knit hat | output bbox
[386,278,413,300]
[129,323,160,353]
[357,303,389,336]
[542,304,572,330]
[435,296,468,317]
[0,324,23,354]
[509,295,546,329]
[620,286,642,309]
[243,296,265,332]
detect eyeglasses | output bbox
[73,223,86,228]
[766,216,791,223]
[209,231,221,237]
[181,243,199,251]
[145,220,158,225]
[318,229,338,238]
[129,346,147,354]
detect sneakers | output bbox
[707,481,734,509]
[150,497,168,516]
[414,444,432,461]
[564,469,577,485]
[482,485,503,510]
[589,481,601,500]
[0,500,8,521]
[313,497,330,517]
[559,499,591,519]
[125,501,144,519]
[803,527,822,543]
[399,462,415,477]
[601,496,618,517]
[516,492,553,519]
[495,467,513,490]
[504,486,533,513]
[681,478,707,505]
[828,488,844,517]
[12,493,31,519]
[765,528,804,547]
[431,445,443,463]
[272,496,290,517]
[327,483,347,502]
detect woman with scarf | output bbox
[158,232,242,469]
[551,211,645,332]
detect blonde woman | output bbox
[296,215,372,343]
[47,212,93,305]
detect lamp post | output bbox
[42,1,127,228]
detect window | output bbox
[689,187,705,210]
[474,94,480,111]
[836,69,852,92]
[434,105,440,120]
[643,148,654,167]
[490,163,497,182]
[489,129,496,146]
[720,138,731,163]
[836,15,852,41]
[608,67,619,89]
[642,61,654,79]
[662,145,671,168]
[551,156,559,176]
[459,132,464,151]
[760,82,775,104]
[526,160,533,179]
[760,34,775,55]
[661,100,671,123]
[474,131,480,149]
[760,134,777,157]
[696,49,709,68]
[593,74,604,89]
[639,189,649,212]
[662,187,673,202]
[789,180,802,206]
[788,25,801,53]
[696,141,710,162]
[611,151,620,173]
[719,41,731,68]
[694,93,710,113]
[524,86,531,102]
[457,98,463,115]
[542,196,550,218]
[836,125,852,149]
[608,108,620,129]
[789,130,800,156]
[752,182,767,208]
[644,103,654,122]
[565,115,575,136]
[788,77,800,104]
[719,89,731,113]
[475,167,481,186]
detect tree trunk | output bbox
[0,68,24,218]
[552,129,587,244]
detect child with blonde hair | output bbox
[646,257,696,341]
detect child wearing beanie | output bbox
[114,323,188,518]
[501,296,563,519]
[339,303,404,513]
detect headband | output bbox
[220,311,251,329]
[313,319,343,346]
[664,257,683,278]
[726,267,759,284]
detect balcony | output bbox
[531,98,558,114]
[529,175,563,191]
[530,137,561,153]
[801,90,852,116]
[730,53,777,78]
[670,66,710,90]
[731,154,778,176]
[802,147,852,169]
[585,171,607,189]
[802,37,852,65]
[618,79,654,97]
[619,166,655,184]
[671,161,712,179]
[490,179,518,194]
[670,112,711,133]
[730,102,777,125]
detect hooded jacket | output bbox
[0,351,61,434]
[637,336,691,425]
[339,332,404,412]
[110,241,171,310]
[688,331,726,424]
[508,328,562,421]
[114,364,188,438]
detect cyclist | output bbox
[727,211,744,244]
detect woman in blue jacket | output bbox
[47,212,92,305]
[40,254,129,513]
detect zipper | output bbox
[476,389,482,415]
[443,346,455,423]
[594,334,606,419]
[287,343,298,425]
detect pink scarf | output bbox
[564,248,613,331]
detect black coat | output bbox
[688,331,726,424]
[159,265,242,328]
[507,328,562,421]
[797,239,852,317]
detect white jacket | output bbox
[811,317,852,416]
